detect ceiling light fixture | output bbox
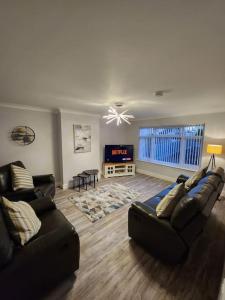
[154,89,172,97]
[103,103,134,126]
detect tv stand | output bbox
[103,162,135,178]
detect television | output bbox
[104,145,134,163]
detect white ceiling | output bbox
[0,0,225,118]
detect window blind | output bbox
[139,124,205,170]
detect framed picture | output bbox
[73,124,91,153]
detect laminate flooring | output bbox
[44,173,225,300]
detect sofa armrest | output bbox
[131,201,156,216]
[33,174,55,185]
[130,202,173,230]
[29,196,56,215]
[128,202,188,264]
[176,174,189,184]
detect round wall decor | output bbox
[11,126,35,145]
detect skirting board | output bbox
[136,168,175,182]
[62,183,69,190]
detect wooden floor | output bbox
[44,173,225,300]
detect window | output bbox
[139,124,205,170]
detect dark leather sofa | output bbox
[128,168,225,264]
[0,161,55,201]
[0,196,80,300]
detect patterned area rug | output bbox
[68,183,140,222]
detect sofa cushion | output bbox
[188,183,214,202]
[156,183,186,218]
[11,164,34,191]
[206,167,225,182]
[185,167,207,190]
[171,183,214,230]
[37,209,74,237]
[29,197,56,216]
[2,197,41,246]
[37,183,55,198]
[217,182,224,196]
[213,166,225,180]
[0,203,14,269]
[198,174,221,190]
[156,183,177,198]
[144,196,162,210]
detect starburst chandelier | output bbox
[103,103,134,126]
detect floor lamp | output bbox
[207,144,222,170]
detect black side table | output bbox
[78,173,90,190]
[84,169,99,188]
[73,176,81,192]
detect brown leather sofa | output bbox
[128,168,225,264]
[0,161,55,201]
[0,196,80,300]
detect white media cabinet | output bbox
[103,162,135,178]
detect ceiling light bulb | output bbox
[103,106,134,126]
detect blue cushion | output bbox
[198,174,221,190]
[144,196,162,209]
[188,184,205,197]
[157,183,177,198]
[144,183,177,210]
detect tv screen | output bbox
[105,145,134,163]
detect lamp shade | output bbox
[207,144,222,155]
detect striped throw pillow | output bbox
[11,164,34,191]
[1,197,41,246]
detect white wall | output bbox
[128,112,225,181]
[0,106,127,189]
[0,106,60,181]
[59,114,130,187]
[59,111,101,188]
[2,105,224,188]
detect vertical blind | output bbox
[139,124,205,170]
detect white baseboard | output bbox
[136,168,175,182]
[61,183,69,190]
[63,183,69,190]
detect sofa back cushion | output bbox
[0,161,25,193]
[171,182,214,230]
[11,164,34,191]
[0,201,14,268]
[198,174,221,190]
[206,167,225,183]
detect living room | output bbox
[0,1,225,300]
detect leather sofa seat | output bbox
[0,196,80,300]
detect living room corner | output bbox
[1,1,225,300]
